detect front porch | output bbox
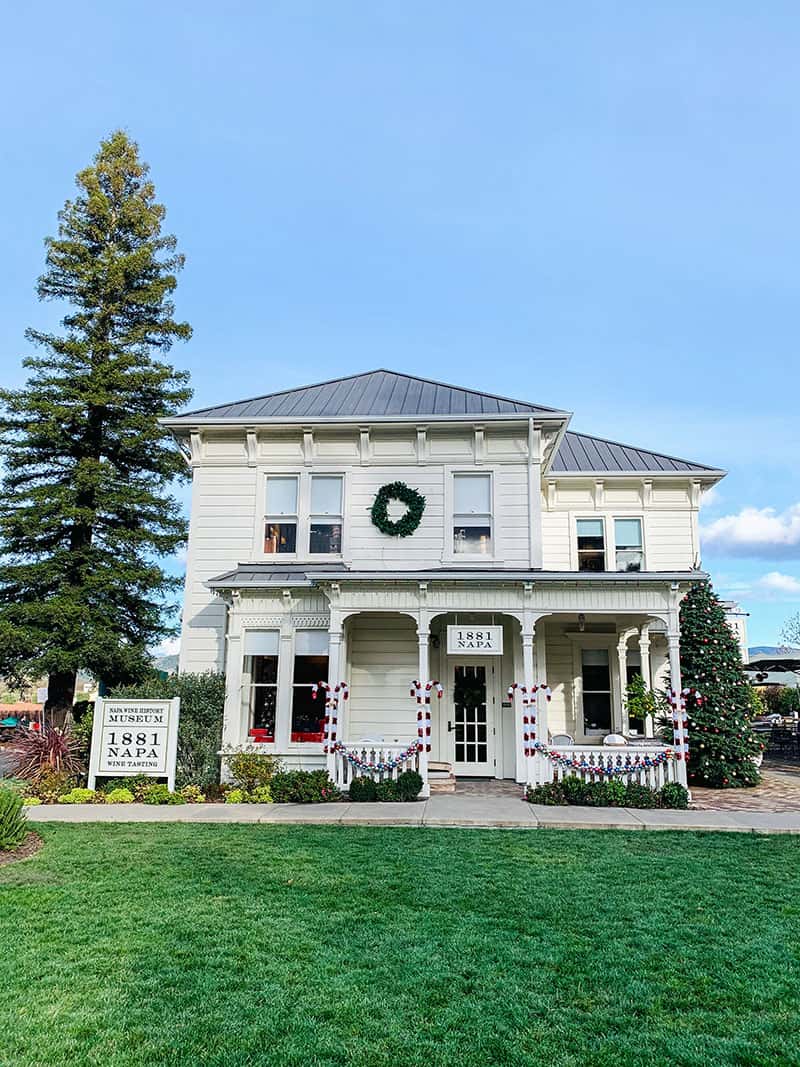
[218,573,692,794]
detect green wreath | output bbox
[370,481,426,538]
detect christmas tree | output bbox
[0,131,192,725]
[679,582,763,788]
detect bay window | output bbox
[243,631,279,741]
[291,631,330,742]
[453,473,492,555]
[265,476,298,554]
[577,518,605,571]
[615,518,643,572]
[309,475,343,554]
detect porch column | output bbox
[326,614,343,777]
[639,624,653,734]
[667,629,688,788]
[518,628,537,783]
[417,615,431,796]
[616,628,637,734]
[221,596,245,754]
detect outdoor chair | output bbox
[550,733,574,746]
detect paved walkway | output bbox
[691,765,800,812]
[25,798,800,833]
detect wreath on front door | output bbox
[370,481,426,537]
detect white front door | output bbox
[448,661,496,776]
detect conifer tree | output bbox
[679,582,763,788]
[0,131,192,725]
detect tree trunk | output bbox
[45,670,77,730]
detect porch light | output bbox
[578,613,586,632]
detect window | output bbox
[309,475,343,554]
[577,518,605,571]
[291,631,329,742]
[615,518,643,572]
[581,648,612,733]
[265,476,298,554]
[453,474,492,555]
[243,631,279,741]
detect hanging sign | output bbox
[87,697,180,791]
[447,625,504,655]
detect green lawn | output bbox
[1,826,799,1067]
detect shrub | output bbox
[525,782,566,805]
[58,788,101,805]
[105,788,135,804]
[11,726,83,783]
[249,785,273,804]
[99,775,151,800]
[659,782,690,810]
[375,780,400,802]
[142,783,185,805]
[560,776,588,805]
[69,705,94,764]
[270,770,339,804]
[623,783,658,809]
[180,785,206,804]
[112,672,226,788]
[0,789,27,851]
[224,788,247,804]
[603,779,628,807]
[222,747,283,793]
[583,781,612,807]
[22,797,42,806]
[396,770,424,802]
[347,776,378,802]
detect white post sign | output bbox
[447,625,504,655]
[88,698,180,791]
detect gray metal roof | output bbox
[207,563,704,591]
[169,370,567,422]
[552,431,721,474]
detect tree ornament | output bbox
[370,482,426,537]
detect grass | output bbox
[1,826,799,1066]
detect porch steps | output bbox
[427,761,456,794]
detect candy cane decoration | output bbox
[667,687,702,761]
[313,681,349,752]
[508,681,552,752]
[409,680,444,705]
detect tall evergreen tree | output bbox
[679,582,763,788]
[0,131,192,724]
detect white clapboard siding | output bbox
[346,614,419,741]
[542,628,576,735]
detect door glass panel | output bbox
[453,665,489,766]
[581,648,612,732]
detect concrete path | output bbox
[25,798,800,833]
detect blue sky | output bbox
[3,2,799,647]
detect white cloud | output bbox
[701,503,800,558]
[700,486,720,509]
[152,637,181,658]
[716,571,800,602]
[756,571,800,597]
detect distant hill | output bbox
[749,646,800,658]
[152,654,179,674]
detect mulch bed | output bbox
[0,832,43,866]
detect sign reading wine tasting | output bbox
[87,697,180,791]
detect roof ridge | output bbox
[563,428,722,472]
[178,368,568,418]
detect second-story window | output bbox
[453,473,492,555]
[577,518,605,571]
[615,518,643,572]
[264,476,298,554]
[309,475,343,554]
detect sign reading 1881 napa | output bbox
[88,698,180,791]
[447,625,503,655]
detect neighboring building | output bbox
[164,370,724,790]
[721,601,749,664]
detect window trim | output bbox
[264,474,299,557]
[443,467,498,564]
[253,469,348,562]
[571,513,648,572]
[574,515,608,572]
[612,515,645,573]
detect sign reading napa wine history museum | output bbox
[88,698,180,791]
[447,625,504,655]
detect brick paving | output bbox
[691,762,800,812]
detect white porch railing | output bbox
[329,742,428,795]
[527,743,679,789]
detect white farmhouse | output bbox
[164,370,724,794]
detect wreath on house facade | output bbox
[370,481,426,537]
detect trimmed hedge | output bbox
[526,779,690,810]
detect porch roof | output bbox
[206,563,706,591]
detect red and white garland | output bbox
[667,687,702,761]
[312,681,349,753]
[508,681,551,750]
[409,680,440,753]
